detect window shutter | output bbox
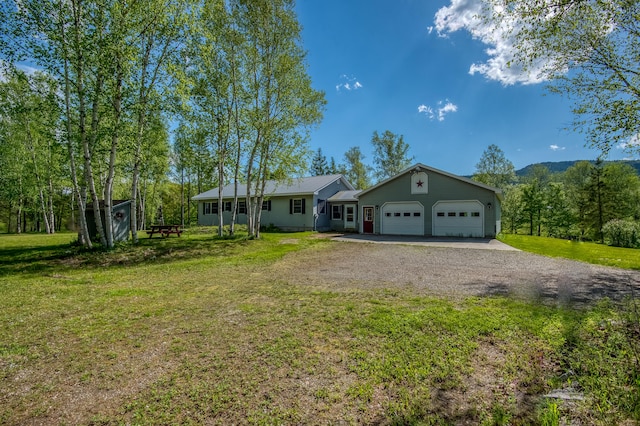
[289,199,293,214]
[302,199,306,214]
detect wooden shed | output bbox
[85,200,132,243]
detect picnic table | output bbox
[147,224,183,238]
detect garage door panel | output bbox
[433,201,483,237]
[382,202,424,236]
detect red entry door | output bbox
[363,207,374,233]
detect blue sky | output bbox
[295,0,634,176]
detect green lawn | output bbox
[0,231,638,425]
[498,233,640,270]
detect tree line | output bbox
[0,0,324,246]
[474,145,640,245]
[309,130,413,190]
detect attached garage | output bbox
[433,200,484,237]
[356,163,502,238]
[381,202,424,235]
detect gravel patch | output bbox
[285,242,640,306]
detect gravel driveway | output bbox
[285,240,640,306]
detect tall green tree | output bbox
[500,185,525,234]
[489,0,640,155]
[521,165,550,236]
[128,0,188,243]
[371,130,413,182]
[1,0,180,247]
[472,144,516,190]
[0,68,63,234]
[342,146,371,190]
[543,182,572,238]
[563,161,594,239]
[587,161,640,242]
[310,147,328,175]
[238,0,325,238]
[181,0,236,236]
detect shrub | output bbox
[602,219,640,248]
[260,223,280,232]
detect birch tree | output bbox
[237,0,325,238]
[128,0,187,243]
[0,68,63,234]
[183,0,237,237]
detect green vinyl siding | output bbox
[197,196,316,231]
[358,171,500,237]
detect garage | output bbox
[381,202,424,235]
[433,200,484,237]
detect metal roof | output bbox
[192,174,354,201]
[327,190,361,203]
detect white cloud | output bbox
[549,144,565,151]
[417,104,435,120]
[418,100,458,121]
[437,101,458,121]
[0,61,42,82]
[434,0,560,86]
[618,134,640,150]
[336,74,363,92]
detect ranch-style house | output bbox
[193,163,503,237]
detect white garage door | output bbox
[381,202,424,235]
[433,201,484,237]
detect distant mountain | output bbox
[515,160,640,176]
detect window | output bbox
[332,204,342,220]
[238,201,247,214]
[203,202,219,215]
[318,199,326,215]
[289,198,306,214]
[364,207,374,222]
[262,200,271,211]
[459,212,468,217]
[346,206,354,222]
[471,212,480,217]
[413,212,421,217]
[403,212,411,217]
[385,212,391,217]
[437,212,445,217]
[224,201,232,212]
[292,199,303,214]
[394,212,401,217]
[448,212,456,217]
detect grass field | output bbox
[1,231,639,425]
[498,233,640,270]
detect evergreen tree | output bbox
[310,148,328,175]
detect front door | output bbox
[345,205,356,229]
[363,206,374,234]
